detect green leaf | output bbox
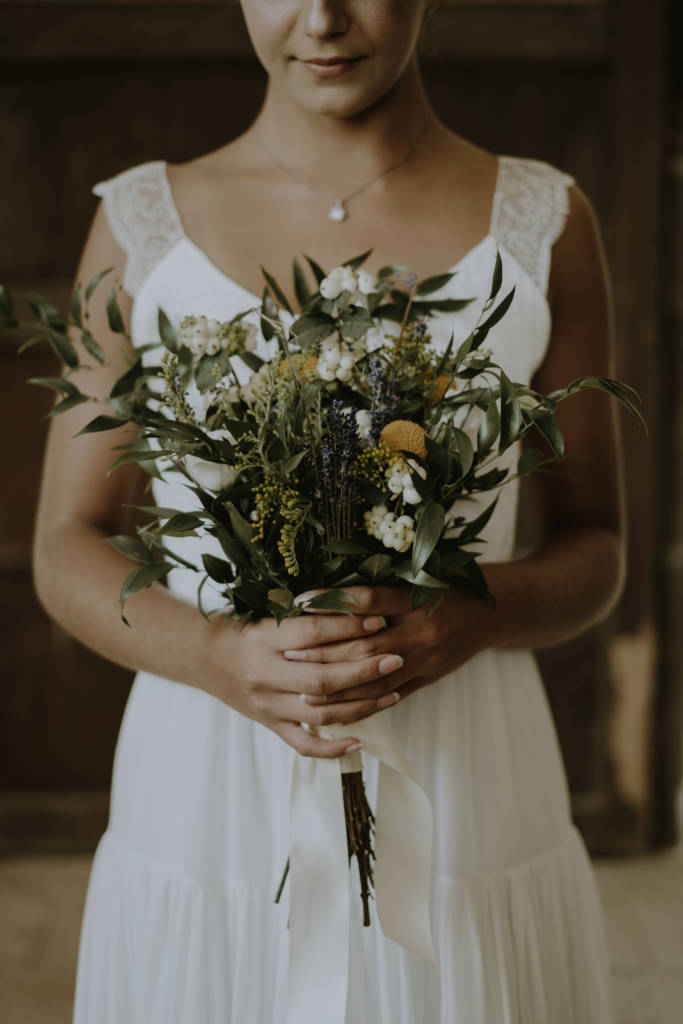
[75,414,129,436]
[106,287,126,334]
[106,448,171,475]
[488,249,503,301]
[47,328,79,368]
[213,524,250,568]
[416,272,454,296]
[412,501,445,576]
[517,448,545,475]
[261,267,293,314]
[157,307,177,351]
[451,427,474,478]
[455,496,498,545]
[358,553,394,580]
[304,255,326,285]
[395,565,449,588]
[47,394,90,418]
[499,371,522,451]
[120,560,173,618]
[0,285,13,316]
[300,590,358,613]
[268,587,294,609]
[70,283,83,328]
[227,502,254,547]
[157,513,204,537]
[478,286,515,334]
[260,286,280,341]
[343,249,373,271]
[529,409,564,459]
[106,534,153,563]
[29,376,78,396]
[80,330,106,363]
[110,358,144,399]
[202,553,234,583]
[84,266,114,302]
[293,259,311,307]
[477,396,500,456]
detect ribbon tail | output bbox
[286,753,350,1024]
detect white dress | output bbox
[73,156,615,1023]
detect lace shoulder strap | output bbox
[92,160,184,297]
[491,156,575,295]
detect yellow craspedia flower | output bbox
[429,373,457,405]
[380,419,427,459]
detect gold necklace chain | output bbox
[255,120,432,223]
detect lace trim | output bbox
[92,161,184,297]
[491,157,575,295]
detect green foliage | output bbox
[5,248,645,623]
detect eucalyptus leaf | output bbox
[80,330,106,363]
[517,448,545,475]
[106,534,153,563]
[47,329,78,368]
[203,553,235,583]
[300,590,358,613]
[416,272,454,296]
[47,394,90,418]
[358,553,393,580]
[304,255,326,285]
[261,267,293,314]
[412,501,445,576]
[106,288,126,335]
[157,307,177,351]
[85,266,114,302]
[29,376,78,396]
[75,414,129,436]
[293,259,311,307]
[343,249,373,271]
[477,396,500,456]
[70,284,83,329]
[488,250,503,301]
[120,561,173,618]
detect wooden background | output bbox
[0,0,679,854]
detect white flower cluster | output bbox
[317,331,356,383]
[387,458,425,506]
[177,315,259,359]
[319,265,376,302]
[364,505,416,553]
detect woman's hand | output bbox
[210,611,406,759]
[283,585,494,706]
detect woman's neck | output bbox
[251,59,437,195]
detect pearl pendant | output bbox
[328,199,347,223]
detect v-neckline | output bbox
[160,156,503,305]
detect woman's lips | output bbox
[301,58,362,79]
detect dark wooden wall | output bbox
[0,0,675,852]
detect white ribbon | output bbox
[286,714,437,1024]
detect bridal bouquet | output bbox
[2,251,642,923]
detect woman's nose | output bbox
[302,0,350,39]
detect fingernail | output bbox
[363,616,386,632]
[377,691,400,709]
[284,649,306,661]
[345,742,362,753]
[379,654,403,674]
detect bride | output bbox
[34,2,622,1021]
